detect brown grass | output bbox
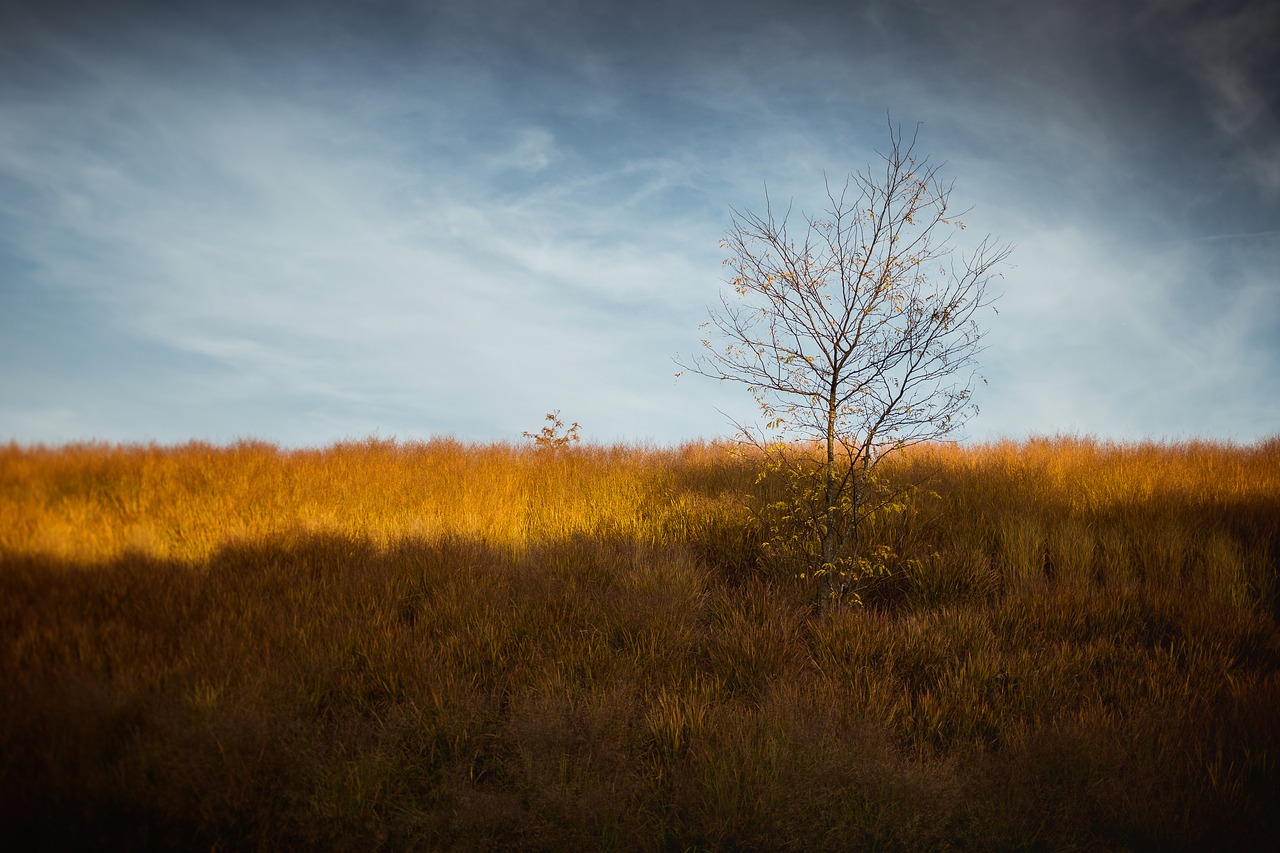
[1,435,1278,850]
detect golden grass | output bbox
[1,434,1278,849]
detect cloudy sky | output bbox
[2,0,1277,447]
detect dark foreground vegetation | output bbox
[2,436,1278,850]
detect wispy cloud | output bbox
[1,0,1276,445]
[0,42,749,443]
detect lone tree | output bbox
[679,122,1010,608]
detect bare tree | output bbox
[679,122,1010,608]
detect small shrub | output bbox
[522,410,581,451]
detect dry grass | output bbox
[2,435,1278,850]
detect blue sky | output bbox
[2,0,1278,446]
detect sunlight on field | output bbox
[0,438,753,564]
[2,435,1278,848]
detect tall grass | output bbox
[2,435,1277,849]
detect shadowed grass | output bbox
[1,435,1277,849]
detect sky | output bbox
[2,0,1278,447]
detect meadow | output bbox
[1,435,1277,850]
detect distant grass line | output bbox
[2,435,1278,850]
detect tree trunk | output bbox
[823,399,838,607]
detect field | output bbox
[2,436,1278,850]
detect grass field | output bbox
[2,435,1278,850]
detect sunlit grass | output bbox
[2,435,1277,849]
